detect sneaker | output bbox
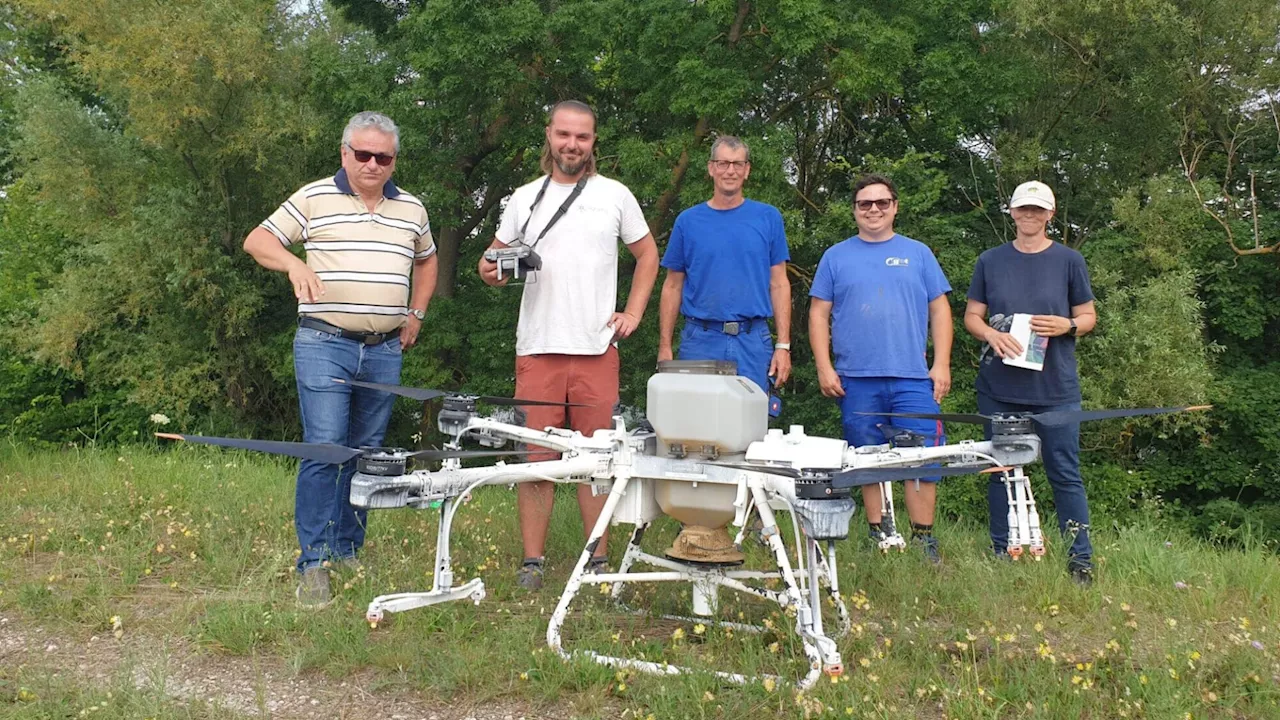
[586,556,608,574]
[913,535,942,565]
[868,526,889,545]
[517,558,545,591]
[1069,563,1095,587]
[296,566,332,608]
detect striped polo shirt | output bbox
[261,169,435,333]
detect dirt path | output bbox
[0,614,559,720]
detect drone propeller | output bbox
[855,405,1210,428]
[155,433,530,464]
[336,379,587,408]
[831,464,1012,488]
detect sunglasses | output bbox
[855,198,894,211]
[346,143,396,167]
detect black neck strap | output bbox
[519,175,589,247]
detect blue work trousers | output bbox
[293,326,401,570]
[678,320,772,393]
[977,393,1092,568]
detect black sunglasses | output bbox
[346,143,396,167]
[855,198,894,211]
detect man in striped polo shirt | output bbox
[244,111,438,607]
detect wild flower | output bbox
[149,414,171,425]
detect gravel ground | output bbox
[0,614,561,720]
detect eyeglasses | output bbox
[855,198,895,211]
[711,160,749,171]
[345,143,396,167]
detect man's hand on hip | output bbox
[400,315,422,349]
[288,265,326,303]
[608,311,641,341]
[769,348,792,386]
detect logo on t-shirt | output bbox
[885,257,910,267]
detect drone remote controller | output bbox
[484,244,541,282]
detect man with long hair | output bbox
[478,100,659,590]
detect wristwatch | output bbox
[775,342,791,351]
[1067,318,1077,337]
[408,308,426,321]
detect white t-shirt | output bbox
[497,174,650,356]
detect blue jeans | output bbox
[678,320,773,393]
[293,325,402,570]
[977,393,1092,568]
[838,376,945,478]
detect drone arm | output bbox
[403,456,605,501]
[842,440,997,470]
[457,417,611,454]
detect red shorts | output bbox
[515,347,619,460]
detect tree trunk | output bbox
[434,225,463,299]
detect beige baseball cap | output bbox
[1010,181,1056,210]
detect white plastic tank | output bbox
[647,360,769,530]
[646,360,768,458]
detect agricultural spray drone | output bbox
[159,360,1205,690]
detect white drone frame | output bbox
[350,413,1044,690]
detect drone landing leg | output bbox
[1004,473,1023,560]
[817,540,851,639]
[365,496,485,624]
[751,486,844,686]
[878,482,906,552]
[1018,469,1046,559]
[547,478,843,689]
[608,522,648,602]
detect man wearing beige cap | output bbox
[963,180,1099,585]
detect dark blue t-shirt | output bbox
[661,199,789,321]
[809,234,951,379]
[967,242,1095,404]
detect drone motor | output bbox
[438,396,479,436]
[355,448,410,477]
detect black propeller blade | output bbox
[156,434,531,464]
[337,379,588,407]
[156,434,363,464]
[1028,405,1212,427]
[831,464,1011,488]
[855,405,1210,428]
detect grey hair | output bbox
[342,111,400,152]
[710,135,750,163]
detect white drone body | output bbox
[347,362,1045,690]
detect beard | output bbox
[553,151,587,177]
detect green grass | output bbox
[1,440,1278,719]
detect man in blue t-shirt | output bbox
[964,180,1098,585]
[657,136,791,394]
[809,174,953,563]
